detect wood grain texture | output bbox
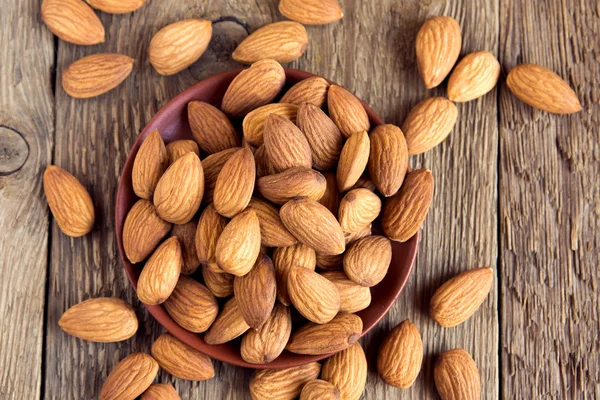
[0,0,54,399]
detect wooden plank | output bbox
[0,0,54,399]
[498,0,600,398]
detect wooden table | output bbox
[1,0,598,398]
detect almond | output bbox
[507,63,582,114]
[430,267,493,327]
[222,59,286,117]
[382,168,434,242]
[264,114,312,172]
[170,219,200,275]
[344,223,371,245]
[350,173,377,192]
[99,353,158,400]
[233,21,308,64]
[204,297,250,344]
[368,124,408,197]
[215,210,261,276]
[202,147,240,203]
[287,313,362,355]
[234,254,277,329]
[166,140,200,164]
[201,265,234,298]
[337,188,381,234]
[273,243,316,306]
[213,148,256,217]
[416,16,461,89]
[279,0,343,25]
[281,197,345,255]
[280,76,330,107]
[254,145,278,178]
[327,85,370,138]
[300,380,340,400]
[257,167,326,205]
[250,363,321,400]
[319,171,341,217]
[243,103,299,146]
[248,198,298,247]
[137,237,182,305]
[377,319,423,389]
[321,271,371,313]
[321,342,367,400]
[195,204,227,273]
[297,103,344,170]
[132,130,168,199]
[447,51,500,102]
[86,0,146,14]
[41,0,104,45]
[123,199,171,263]
[164,275,218,333]
[315,252,343,271]
[62,53,133,98]
[336,130,370,192]
[58,297,137,342]
[149,19,212,76]
[402,97,458,155]
[434,349,481,400]
[188,101,240,154]
[343,235,391,287]
[140,384,180,400]
[154,152,204,224]
[241,302,292,364]
[287,266,340,324]
[151,333,214,381]
[43,165,95,237]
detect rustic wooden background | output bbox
[1,0,598,398]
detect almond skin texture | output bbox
[447,51,500,102]
[273,243,316,306]
[58,297,138,342]
[254,145,278,178]
[319,171,342,217]
[123,199,171,263]
[149,19,212,76]
[382,168,434,242]
[344,223,371,245]
[171,219,200,275]
[281,197,345,255]
[368,124,409,197]
[402,97,458,155]
[137,237,182,305]
[434,349,481,400]
[234,254,277,329]
[43,165,95,237]
[86,0,146,14]
[151,333,214,381]
[300,380,340,400]
[336,130,370,192]
[327,85,370,138]
[249,362,321,400]
[315,252,343,271]
[243,103,299,146]
[188,101,240,154]
[337,188,381,234]
[140,384,180,400]
[279,0,343,25]
[350,173,377,192]
[204,297,250,344]
[41,0,105,45]
[233,21,308,64]
[213,148,256,218]
[264,114,312,172]
[377,319,423,389]
[215,210,261,276]
[287,267,341,324]
[195,204,227,273]
[166,140,200,165]
[163,276,218,333]
[62,53,133,98]
[297,103,344,170]
[132,130,168,199]
[221,59,286,117]
[322,271,371,313]
[430,267,494,327]
[280,76,330,107]
[99,353,158,400]
[416,16,462,89]
[202,147,240,203]
[322,342,367,400]
[286,312,362,355]
[202,266,234,298]
[257,167,326,205]
[343,235,392,287]
[507,63,582,114]
[247,198,298,247]
[241,302,292,364]
[154,152,204,224]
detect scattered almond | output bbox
[368,124,408,196]
[297,103,344,170]
[86,0,146,14]
[132,130,168,199]
[164,275,218,333]
[140,384,180,400]
[336,130,370,192]
[41,0,105,45]
[337,188,381,234]
[257,167,326,205]
[377,319,423,389]
[137,237,182,305]
[286,313,362,355]
[447,51,500,102]
[99,353,158,400]
[434,349,481,400]
[273,243,316,306]
[188,101,240,154]
[62,53,133,98]
[300,379,340,400]
[247,198,298,247]
[279,0,343,25]
[264,114,312,172]
[233,21,308,64]
[416,16,461,88]
[234,254,277,329]
[327,85,370,138]
[241,302,292,364]
[321,271,371,313]
[166,140,200,164]
[213,148,256,218]
[402,97,458,155]
[243,103,298,147]
[280,76,330,107]
[215,210,261,276]
[202,265,234,298]
[250,363,321,400]
[321,342,367,400]
[287,266,341,324]
[122,199,171,263]
[204,297,250,345]
[151,333,214,381]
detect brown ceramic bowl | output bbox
[115,68,419,369]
